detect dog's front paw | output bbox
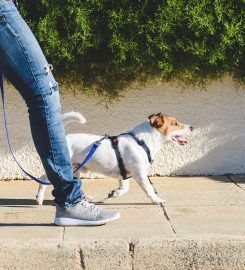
[36,195,43,206]
[152,197,166,205]
[108,188,127,198]
[108,189,120,198]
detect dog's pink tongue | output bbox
[178,137,188,143]
[173,136,188,144]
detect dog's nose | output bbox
[190,126,194,131]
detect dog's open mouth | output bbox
[172,136,188,145]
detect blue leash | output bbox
[73,135,108,174]
[0,73,102,185]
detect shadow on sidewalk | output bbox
[0,223,55,226]
[97,202,154,206]
[0,198,53,206]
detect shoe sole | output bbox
[54,212,120,226]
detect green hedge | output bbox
[20,0,244,97]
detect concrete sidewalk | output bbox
[0,176,245,270]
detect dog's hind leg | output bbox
[132,172,165,205]
[36,174,49,206]
[108,178,130,198]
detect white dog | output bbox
[36,112,193,206]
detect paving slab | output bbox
[166,205,245,236]
[150,177,245,236]
[64,206,171,242]
[0,180,171,242]
[0,180,54,205]
[0,181,62,240]
[151,176,245,206]
[0,206,63,240]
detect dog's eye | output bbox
[172,122,178,126]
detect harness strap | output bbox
[127,132,152,163]
[109,132,152,180]
[109,136,128,180]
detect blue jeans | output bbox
[0,0,83,207]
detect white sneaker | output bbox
[54,198,120,226]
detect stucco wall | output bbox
[0,77,244,180]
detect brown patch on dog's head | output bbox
[148,113,165,128]
[149,113,184,135]
[148,113,193,145]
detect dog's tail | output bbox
[63,111,87,127]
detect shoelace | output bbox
[79,198,101,214]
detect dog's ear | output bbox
[148,113,164,128]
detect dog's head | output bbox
[148,113,193,146]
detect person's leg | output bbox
[0,0,120,225]
[0,0,82,207]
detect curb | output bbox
[1,237,245,270]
